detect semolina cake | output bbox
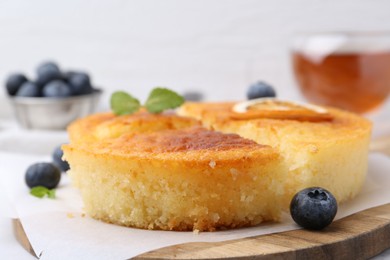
[63,99,372,231]
[179,100,372,207]
[63,112,286,231]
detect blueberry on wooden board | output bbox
[290,187,338,230]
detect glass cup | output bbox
[291,32,390,114]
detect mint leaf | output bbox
[110,91,141,115]
[145,87,184,113]
[47,189,56,199]
[30,186,56,199]
[30,186,47,198]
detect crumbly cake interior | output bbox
[64,112,285,231]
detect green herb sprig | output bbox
[30,186,56,199]
[110,87,185,115]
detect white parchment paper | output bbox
[1,147,390,259]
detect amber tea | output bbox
[292,33,390,114]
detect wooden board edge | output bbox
[137,203,390,259]
[12,218,38,258]
[13,203,390,260]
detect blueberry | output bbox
[182,91,204,101]
[247,81,276,100]
[63,71,77,80]
[25,162,61,189]
[290,187,338,230]
[42,80,72,97]
[36,61,62,86]
[5,73,28,96]
[52,145,70,172]
[15,82,41,97]
[66,71,93,95]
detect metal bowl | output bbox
[9,89,102,130]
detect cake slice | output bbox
[63,112,286,231]
[179,101,372,207]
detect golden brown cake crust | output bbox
[67,111,277,163]
[179,101,372,137]
[68,111,201,143]
[123,126,267,152]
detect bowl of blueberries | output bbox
[5,61,102,130]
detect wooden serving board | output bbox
[13,203,390,259]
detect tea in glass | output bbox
[292,32,390,114]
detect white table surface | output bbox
[1,119,390,260]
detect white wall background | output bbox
[1,0,390,111]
